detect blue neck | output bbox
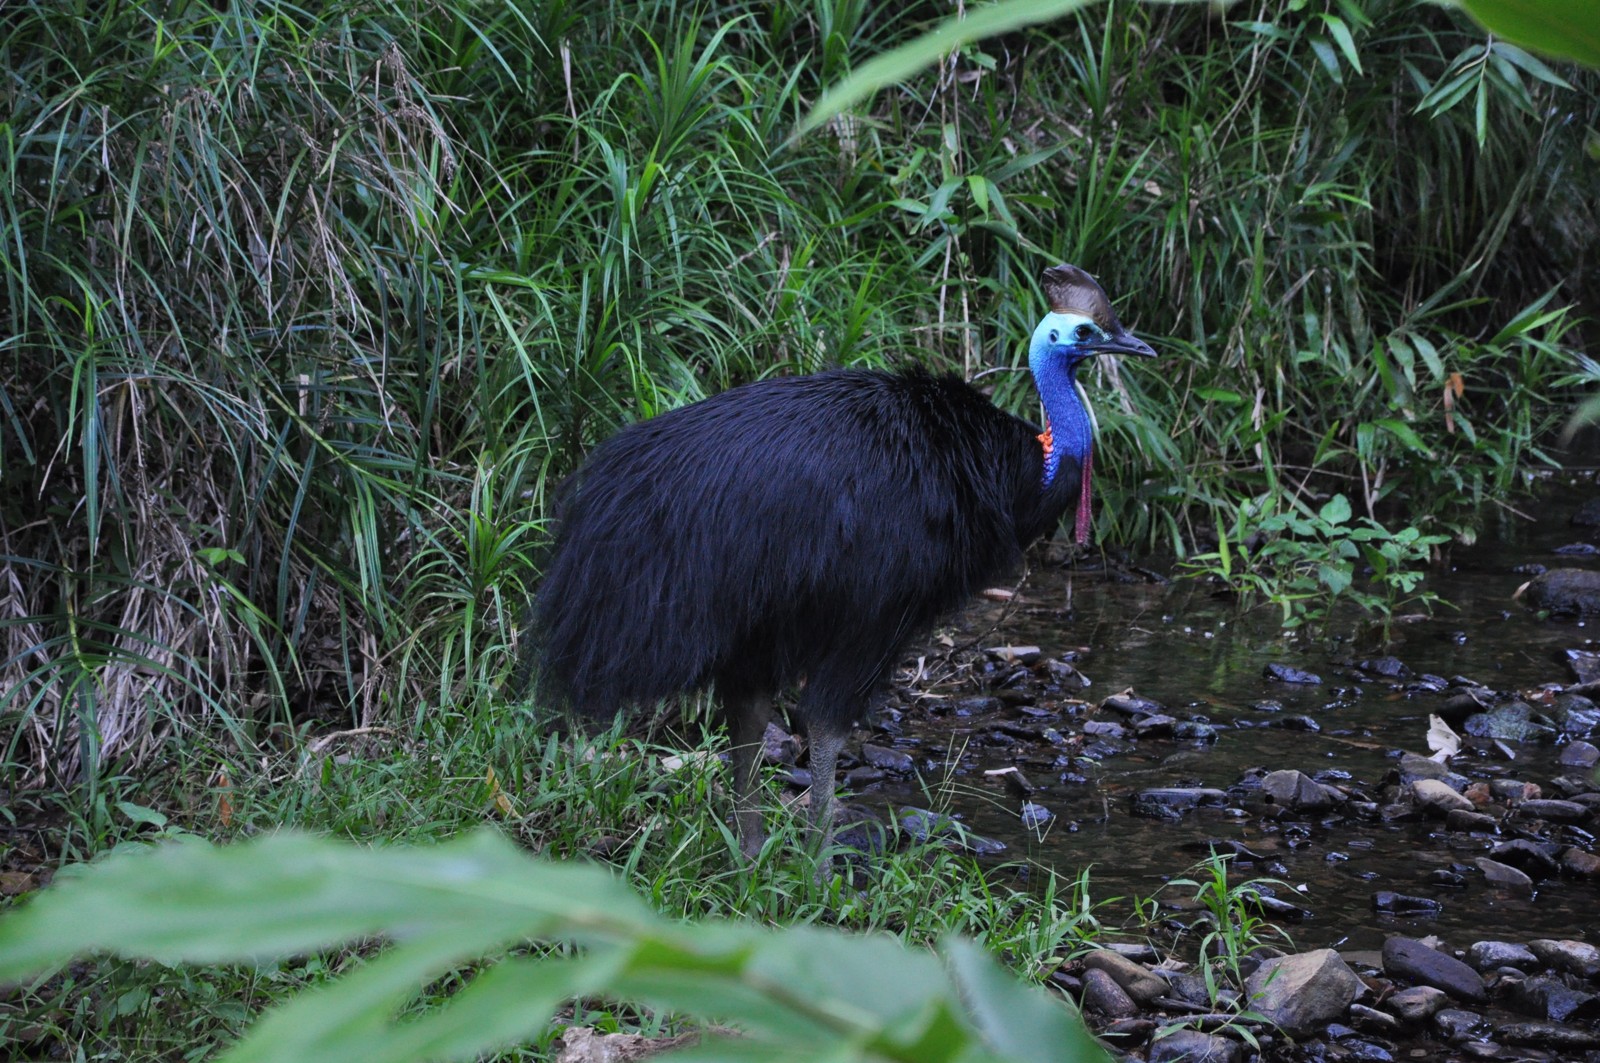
[1035,367,1091,487]
[1028,313,1095,488]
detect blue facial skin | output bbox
[1028,311,1101,488]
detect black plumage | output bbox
[530,265,1152,857]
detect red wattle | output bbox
[1074,446,1094,544]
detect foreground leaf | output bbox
[0,830,1108,1063]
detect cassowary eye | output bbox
[1075,323,1096,342]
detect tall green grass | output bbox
[1,0,1595,787]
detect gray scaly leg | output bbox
[806,725,846,862]
[727,693,774,860]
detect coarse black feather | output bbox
[532,366,1081,736]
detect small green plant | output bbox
[1184,493,1450,631]
[1155,853,1297,1050]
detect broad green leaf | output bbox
[1318,494,1353,526]
[1493,41,1574,86]
[116,801,169,828]
[1376,417,1432,455]
[1454,0,1600,70]
[942,937,1108,1063]
[1318,563,1353,596]
[1319,14,1363,74]
[0,831,651,977]
[0,831,1102,1063]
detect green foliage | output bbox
[1157,853,1295,1048]
[0,830,1107,1063]
[2,0,1597,847]
[1455,0,1600,68]
[1183,493,1450,630]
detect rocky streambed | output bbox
[752,492,1600,1060]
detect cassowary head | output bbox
[1028,264,1157,371]
[1025,264,1156,543]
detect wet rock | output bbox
[1487,839,1560,878]
[1039,726,1074,750]
[1348,1002,1403,1036]
[1522,568,1600,616]
[1371,892,1443,916]
[1396,753,1468,790]
[1265,662,1322,684]
[1438,690,1492,726]
[1147,1029,1241,1063]
[951,696,1002,716]
[1412,778,1474,816]
[1132,714,1178,737]
[1497,1021,1600,1050]
[1155,969,1215,1007]
[1082,950,1168,1004]
[1385,985,1448,1024]
[1244,948,1361,1037]
[1464,702,1549,743]
[1474,857,1534,894]
[1357,656,1410,678]
[1445,808,1498,832]
[1382,937,1487,1004]
[1173,720,1219,741]
[1046,660,1091,691]
[1561,846,1600,878]
[1339,1039,1398,1060]
[1550,693,1600,737]
[1274,714,1321,732]
[860,743,913,773]
[1516,798,1591,823]
[1133,787,1228,819]
[1507,975,1600,1023]
[1261,769,1346,813]
[1556,542,1600,554]
[1559,739,1600,768]
[1020,801,1053,829]
[1467,940,1539,972]
[1079,736,1131,761]
[894,807,1006,855]
[1488,779,1540,803]
[1102,941,1160,964]
[843,766,884,787]
[1081,719,1126,739]
[1252,699,1284,712]
[1080,967,1139,1018]
[831,807,891,854]
[1251,892,1313,922]
[761,722,800,763]
[1528,938,1600,979]
[1564,649,1600,684]
[1427,869,1468,890]
[1432,1007,1488,1042]
[1098,1017,1156,1042]
[1101,692,1166,716]
[984,766,1035,797]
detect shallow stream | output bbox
[876,486,1600,954]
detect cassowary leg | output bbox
[727,693,774,860]
[806,725,846,857]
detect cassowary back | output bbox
[533,367,1074,732]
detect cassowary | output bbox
[531,264,1154,858]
